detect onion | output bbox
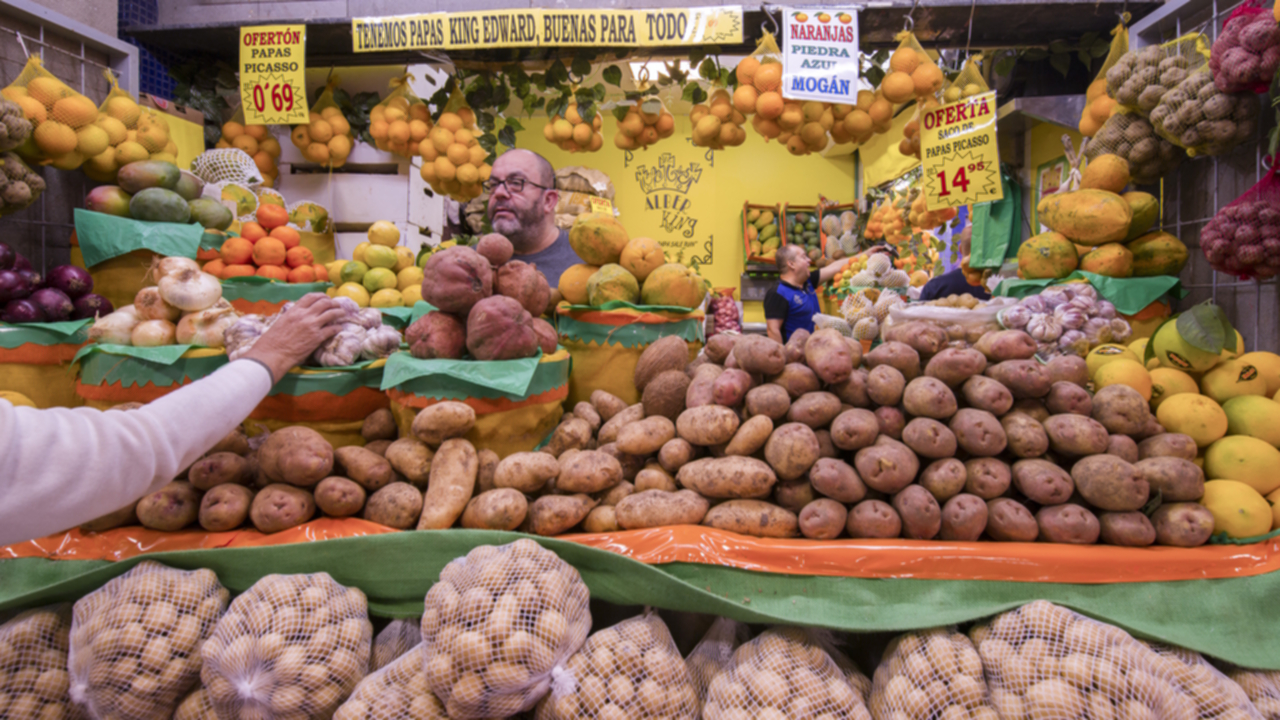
[30,287,73,321]
[149,256,200,282]
[47,265,93,299]
[135,286,181,321]
[89,307,140,345]
[2,298,44,323]
[0,269,27,302]
[0,242,14,270]
[12,255,31,272]
[72,293,114,320]
[158,269,222,312]
[131,319,176,347]
[176,303,239,348]
[17,268,41,290]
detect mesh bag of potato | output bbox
[1106,33,1209,116]
[0,604,86,719]
[1210,0,1280,94]
[535,610,699,720]
[1228,668,1280,719]
[1079,18,1128,137]
[333,642,453,720]
[868,628,998,720]
[0,151,46,216]
[1197,164,1280,280]
[1139,641,1262,720]
[702,626,872,720]
[200,572,373,719]
[686,617,749,704]
[67,560,229,719]
[1085,110,1184,185]
[2,55,102,168]
[290,75,354,169]
[371,618,422,672]
[371,73,430,159]
[1149,65,1259,156]
[174,687,218,720]
[419,87,489,203]
[420,539,592,719]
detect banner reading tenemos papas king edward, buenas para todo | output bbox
[780,7,863,104]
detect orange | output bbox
[911,64,945,96]
[269,226,301,249]
[252,151,274,175]
[244,124,268,140]
[736,56,760,87]
[287,265,316,283]
[240,222,267,242]
[256,265,289,281]
[881,72,915,103]
[312,264,329,282]
[285,245,314,268]
[219,237,254,265]
[753,62,782,93]
[252,237,287,267]
[221,263,256,278]
[889,48,922,75]
[256,203,289,229]
[202,259,226,277]
[868,98,893,125]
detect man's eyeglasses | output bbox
[483,176,551,194]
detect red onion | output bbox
[46,265,93,299]
[72,293,113,320]
[0,243,14,271]
[0,269,26,302]
[29,287,73,321]
[2,298,44,323]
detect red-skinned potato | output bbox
[315,476,367,517]
[847,499,902,538]
[940,493,988,541]
[799,498,848,539]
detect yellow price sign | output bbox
[588,196,614,215]
[919,90,1002,210]
[239,25,308,125]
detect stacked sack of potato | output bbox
[868,627,998,720]
[0,605,79,719]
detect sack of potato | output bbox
[535,610,698,719]
[174,687,217,720]
[686,617,749,704]
[420,539,592,718]
[1228,668,1280,718]
[1085,110,1184,185]
[702,626,872,720]
[1210,0,1280,94]
[1148,67,1258,156]
[0,604,84,720]
[371,618,422,672]
[333,642,452,720]
[67,561,229,719]
[200,572,373,719]
[1106,33,1209,116]
[1140,641,1262,720]
[868,628,997,720]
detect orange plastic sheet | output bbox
[0,343,82,364]
[4,521,1280,584]
[250,388,389,423]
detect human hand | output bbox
[241,293,347,382]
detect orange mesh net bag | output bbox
[868,627,998,720]
[534,610,699,720]
[68,560,229,719]
[0,604,86,719]
[200,572,373,719]
[686,617,749,705]
[420,539,592,719]
[371,618,422,672]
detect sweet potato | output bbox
[940,494,988,541]
[865,341,921,379]
[1012,459,1075,506]
[199,484,253,532]
[557,450,624,494]
[314,476,366,517]
[188,452,250,491]
[676,405,741,447]
[258,427,334,488]
[703,499,799,538]
[249,483,315,534]
[1045,382,1093,417]
[965,458,1012,500]
[799,499,848,539]
[723,415,774,457]
[974,329,1038,362]
[745,383,791,421]
[461,488,528,531]
[925,348,988,387]
[410,401,476,446]
[591,389,628,421]
[1099,511,1156,547]
[920,458,967,502]
[854,436,920,494]
[984,498,1039,542]
[1002,413,1050,458]
[137,481,200,531]
[416,438,478,529]
[867,364,906,406]
[384,438,433,487]
[1036,504,1101,544]
[787,391,842,429]
[494,452,560,493]
[524,493,597,536]
[763,422,822,481]
[617,415,677,456]
[616,489,709,529]
[771,362,821,399]
[658,438,698,473]
[804,328,855,384]
[961,375,1014,415]
[732,334,786,375]
[677,456,777,498]
[950,408,1008,457]
[829,409,879,451]
[334,446,395,491]
[1071,455,1149,511]
[902,418,958,459]
[893,484,942,539]
[847,500,902,538]
[361,408,398,441]
[363,482,424,529]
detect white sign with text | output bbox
[780,7,862,104]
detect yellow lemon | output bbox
[339,261,368,285]
[335,282,370,308]
[368,220,401,247]
[1087,343,1141,379]
[0,390,36,407]
[361,267,397,293]
[1201,479,1273,538]
[396,266,424,291]
[370,288,404,308]
[393,246,415,272]
[402,284,423,305]
[325,260,348,282]
[364,245,399,270]
[352,241,372,265]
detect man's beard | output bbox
[489,203,543,249]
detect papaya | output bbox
[1079,243,1134,278]
[1037,189,1133,246]
[1079,154,1131,194]
[586,263,639,306]
[1127,231,1188,277]
[640,263,707,309]
[569,212,630,266]
[129,187,191,224]
[1123,191,1159,241]
[1017,231,1078,279]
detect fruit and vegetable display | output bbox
[327,221,422,307]
[204,203,330,284]
[290,105,355,169]
[839,285,907,340]
[785,208,825,261]
[0,241,111,322]
[993,284,1134,357]
[690,88,748,150]
[743,205,781,263]
[226,295,401,367]
[613,99,676,151]
[1210,1,1280,93]
[88,257,238,347]
[554,213,707,311]
[213,120,282,186]
[84,159,230,229]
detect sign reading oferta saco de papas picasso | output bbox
[920,90,1003,210]
[780,7,861,104]
[351,7,743,52]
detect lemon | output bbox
[1087,344,1141,379]
[339,261,369,285]
[325,260,348,281]
[1093,359,1153,401]
[402,284,423,305]
[397,266,424,291]
[0,390,36,408]
[335,282,370,308]
[368,220,401,247]
[370,288,404,308]
[1201,479,1273,538]
[362,267,397,293]
[417,250,431,268]
[364,245,399,270]
[352,241,372,264]
[394,246,415,272]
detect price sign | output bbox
[239,25,308,125]
[919,90,1003,210]
[588,196,614,215]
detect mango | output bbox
[1204,436,1280,495]
[1017,231,1078,279]
[1037,189,1132,247]
[188,198,233,230]
[1149,367,1199,411]
[1223,396,1280,447]
[1127,231,1188,277]
[1086,343,1141,378]
[85,185,132,218]
[1238,351,1280,396]
[1201,479,1273,538]
[1151,321,1221,373]
[129,187,191,224]
[117,159,179,194]
[586,263,639,306]
[1079,242,1134,278]
[173,170,205,201]
[1156,393,1228,448]
[1122,191,1159,241]
[1200,358,1267,404]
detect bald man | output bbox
[485,149,583,288]
[764,244,851,344]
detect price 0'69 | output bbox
[251,83,296,113]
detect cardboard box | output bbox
[139,94,205,126]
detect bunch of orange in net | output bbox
[203,204,328,284]
[370,94,431,158]
[1079,78,1118,137]
[215,121,282,187]
[545,102,603,153]
[614,99,675,150]
[289,107,353,169]
[691,88,748,150]
[864,194,911,245]
[907,190,958,230]
[418,108,489,202]
[733,56,838,155]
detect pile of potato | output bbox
[1106,45,1200,114]
[868,628,999,720]
[67,561,228,719]
[0,605,79,720]
[174,687,217,720]
[1230,668,1280,718]
[200,572,373,719]
[1149,69,1258,155]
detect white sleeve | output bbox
[0,359,274,545]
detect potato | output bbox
[1071,455,1149,511]
[784,327,810,362]
[617,415,677,456]
[974,329,1037,361]
[703,499,799,538]
[1151,502,1214,547]
[732,334,786,375]
[461,488,528,530]
[572,402,602,432]
[597,442,646,482]
[249,483,316,533]
[475,448,499,493]
[417,438,478,530]
[592,389,628,421]
[804,328,855,384]
[987,360,1053,399]
[411,401,476,446]
[1002,413,1049,458]
[635,465,677,492]
[676,405,741,446]
[258,426,334,487]
[556,450,624,494]
[902,376,959,420]
[677,456,777,498]
[642,369,690,421]
[363,439,393,456]
[962,375,1014,415]
[1045,382,1093,416]
[965,458,1012,500]
[865,341,921,379]
[635,335,692,392]
[745,383,792,421]
[335,446,395,491]
[1137,433,1198,461]
[705,333,738,364]
[1046,354,1089,386]
[546,416,594,456]
[799,499,848,539]
[1093,386,1153,437]
[883,320,949,358]
[685,364,722,408]
[616,489,709,529]
[724,415,773,456]
[361,408,398,441]
[773,479,815,513]
[189,452,250,491]
[582,505,619,533]
[875,406,906,439]
[658,438,698,473]
[940,493,989,541]
[1011,459,1075,505]
[787,391,842,428]
[598,403,645,444]
[925,348,988,387]
[920,458,967,502]
[362,482,424,529]
[829,368,873,409]
[711,368,754,407]
[314,476,366,517]
[985,498,1039,542]
[1044,414,1110,456]
[1134,457,1204,502]
[771,362,821,399]
[137,481,201,531]
[808,457,867,503]
[597,479,634,505]
[950,408,1008,456]
[867,364,906,406]
[384,438,433,487]
[199,484,254,531]
[1099,511,1157,547]
[80,501,139,533]
[847,499,902,538]
[1011,398,1050,423]
[1107,435,1140,463]
[209,428,250,456]
[830,408,880,451]
[525,493,597,535]
[902,417,958,459]
[763,422,822,481]
[1036,504,1101,544]
[855,436,920,493]
[893,485,942,539]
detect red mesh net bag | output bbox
[1199,160,1280,280]
[0,604,86,719]
[868,627,998,720]
[1210,0,1280,94]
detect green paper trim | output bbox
[0,320,91,349]
[76,350,228,388]
[379,302,438,329]
[380,350,545,395]
[269,364,384,397]
[219,278,332,302]
[557,314,704,350]
[198,229,239,252]
[994,272,1186,316]
[73,209,203,267]
[565,300,705,314]
[72,343,193,367]
[388,350,570,401]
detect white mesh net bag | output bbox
[686,617,749,705]
[868,628,997,720]
[68,560,228,719]
[192,148,265,187]
[0,604,86,719]
[1140,642,1262,720]
[702,626,872,720]
[333,642,453,720]
[174,687,218,720]
[286,199,333,234]
[372,619,422,672]
[1229,669,1280,719]
[200,572,373,720]
[420,538,592,719]
[534,610,699,720]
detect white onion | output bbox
[176,304,239,348]
[131,319,176,347]
[88,308,140,345]
[135,286,181,321]
[158,269,223,312]
[151,256,200,281]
